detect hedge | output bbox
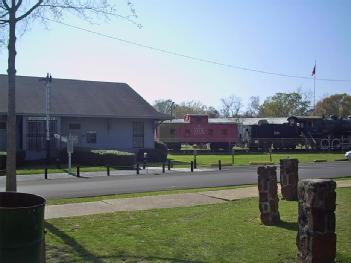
[136,141,168,163]
[0,151,26,170]
[59,149,136,168]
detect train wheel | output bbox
[273,144,280,150]
[331,139,341,151]
[320,139,330,151]
[210,143,219,152]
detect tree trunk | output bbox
[6,10,17,192]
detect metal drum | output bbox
[0,192,46,263]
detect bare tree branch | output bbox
[0,0,140,191]
[2,0,10,10]
[14,0,22,11]
[16,0,43,22]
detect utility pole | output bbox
[169,100,175,145]
[170,101,175,120]
[39,73,53,164]
[312,60,316,111]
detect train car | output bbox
[156,114,239,151]
[246,121,301,150]
[288,116,351,150]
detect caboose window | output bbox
[208,129,213,136]
[222,129,228,136]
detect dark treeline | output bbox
[153,92,351,119]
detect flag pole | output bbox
[313,60,316,111]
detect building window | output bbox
[0,122,6,129]
[86,131,97,144]
[69,123,81,130]
[133,122,144,148]
[208,129,213,136]
[222,129,228,136]
[27,119,57,152]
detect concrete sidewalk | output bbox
[45,180,351,220]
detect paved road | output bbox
[0,162,350,199]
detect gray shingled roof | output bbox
[163,117,288,125]
[0,75,169,119]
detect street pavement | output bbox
[0,162,350,199]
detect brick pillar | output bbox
[280,159,299,201]
[296,179,336,263]
[257,166,280,225]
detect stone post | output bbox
[280,159,299,201]
[257,166,280,225]
[296,179,336,263]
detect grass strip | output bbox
[45,188,351,263]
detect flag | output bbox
[311,64,316,76]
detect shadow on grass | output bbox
[98,254,205,263]
[275,220,298,231]
[45,222,204,262]
[45,222,104,263]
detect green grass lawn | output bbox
[45,188,351,263]
[16,165,124,175]
[13,152,347,175]
[168,152,346,167]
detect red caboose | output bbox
[156,114,239,151]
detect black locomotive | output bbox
[287,116,351,150]
[247,116,351,151]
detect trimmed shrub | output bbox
[0,151,26,169]
[0,152,5,170]
[92,150,136,167]
[59,149,136,168]
[137,141,168,163]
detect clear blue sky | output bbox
[0,0,350,109]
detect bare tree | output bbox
[0,0,136,191]
[220,95,242,117]
[245,96,260,117]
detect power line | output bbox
[45,18,351,83]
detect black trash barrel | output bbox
[0,192,46,263]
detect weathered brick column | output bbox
[280,159,299,201]
[257,166,280,225]
[296,179,336,263]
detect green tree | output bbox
[153,99,174,115]
[173,101,207,118]
[259,92,310,117]
[206,106,220,118]
[314,93,351,117]
[154,100,219,119]
[0,0,136,191]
